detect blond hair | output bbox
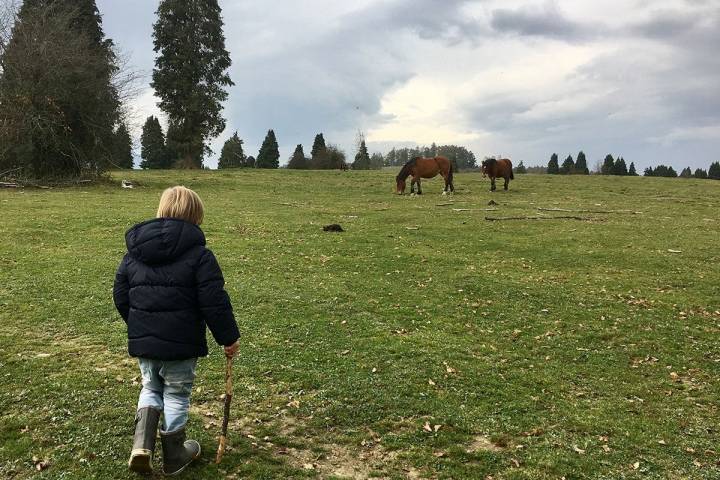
[156,186,205,225]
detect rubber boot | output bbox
[160,427,201,476]
[128,407,161,474]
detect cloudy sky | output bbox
[97,0,720,170]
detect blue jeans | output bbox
[137,358,197,433]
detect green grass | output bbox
[1,169,719,479]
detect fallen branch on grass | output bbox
[537,207,641,214]
[485,215,592,221]
[0,182,20,188]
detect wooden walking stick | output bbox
[215,355,233,464]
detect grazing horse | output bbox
[396,156,454,195]
[481,158,513,191]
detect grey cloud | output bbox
[490,1,595,41]
[222,0,489,162]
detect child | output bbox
[113,186,240,475]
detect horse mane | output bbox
[396,157,419,181]
[483,157,497,167]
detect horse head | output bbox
[481,158,497,177]
[395,175,406,194]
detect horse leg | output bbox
[410,179,415,194]
[491,177,496,192]
[504,176,509,190]
[417,179,422,195]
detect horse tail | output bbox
[510,169,514,180]
[448,161,454,185]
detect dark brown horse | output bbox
[396,156,454,195]
[481,158,513,191]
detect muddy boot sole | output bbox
[128,449,153,474]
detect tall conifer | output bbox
[152,0,233,168]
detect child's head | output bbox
[156,186,204,225]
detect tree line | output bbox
[0,0,134,179]
[531,152,720,179]
[0,0,233,179]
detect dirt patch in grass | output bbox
[191,402,415,479]
[467,435,506,453]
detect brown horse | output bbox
[481,158,513,191]
[396,156,454,195]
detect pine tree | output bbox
[256,129,279,168]
[613,157,628,176]
[560,155,575,174]
[679,167,692,178]
[709,161,720,180]
[694,168,708,179]
[310,133,329,169]
[0,0,121,178]
[575,151,589,174]
[644,166,654,177]
[152,0,233,168]
[369,152,384,170]
[651,165,677,177]
[628,162,638,176]
[112,123,133,169]
[217,132,245,169]
[245,156,255,168]
[287,144,308,169]
[385,148,397,167]
[515,161,527,174]
[352,139,371,170]
[140,116,168,169]
[547,153,559,174]
[601,155,615,175]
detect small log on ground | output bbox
[538,207,640,214]
[485,215,592,221]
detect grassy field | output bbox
[1,169,719,479]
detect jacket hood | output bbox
[125,218,205,265]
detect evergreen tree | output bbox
[679,167,692,178]
[352,138,371,170]
[287,144,308,169]
[575,151,589,174]
[651,165,677,177]
[628,162,638,176]
[152,0,233,168]
[245,155,255,168]
[613,157,628,176]
[560,155,575,174]
[601,154,615,175]
[385,148,397,167]
[709,161,720,180]
[644,166,654,177]
[0,0,121,178]
[694,168,708,179]
[140,116,168,169]
[515,161,527,174]
[256,129,279,168]
[112,123,133,169]
[217,132,245,169]
[547,153,559,174]
[310,133,328,168]
[370,152,384,170]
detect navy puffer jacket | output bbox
[113,218,240,360]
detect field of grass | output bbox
[1,169,719,479]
